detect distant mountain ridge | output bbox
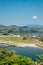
[26,25,43,28]
[0,24,43,35]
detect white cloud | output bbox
[32,16,38,19]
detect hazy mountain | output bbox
[0,24,43,35]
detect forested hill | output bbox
[0,24,43,35]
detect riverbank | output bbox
[0,41,43,49]
[16,43,38,47]
[15,43,43,49]
[16,43,43,49]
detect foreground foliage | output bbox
[37,54,43,65]
[0,48,34,65]
[0,48,43,65]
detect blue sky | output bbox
[0,0,43,26]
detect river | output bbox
[7,46,43,61]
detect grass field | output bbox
[0,35,43,48]
[0,35,40,44]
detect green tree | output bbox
[37,54,43,65]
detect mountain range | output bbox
[0,24,43,35]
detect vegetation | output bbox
[0,48,43,65]
[0,48,34,65]
[39,38,43,42]
[37,54,43,65]
[0,35,40,44]
[0,34,43,48]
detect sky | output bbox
[0,0,43,26]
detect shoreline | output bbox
[0,42,43,49]
[16,43,38,47]
[16,43,43,49]
[15,43,42,49]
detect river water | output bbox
[7,46,43,61]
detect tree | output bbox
[39,38,43,42]
[37,54,43,65]
[23,37,27,40]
